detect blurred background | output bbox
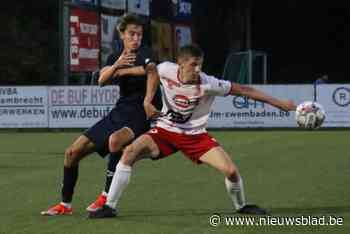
[0,0,348,85]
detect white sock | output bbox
[106,162,132,209]
[225,176,246,210]
[60,202,72,208]
[101,191,108,196]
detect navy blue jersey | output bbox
[84,46,162,156]
[105,47,162,109]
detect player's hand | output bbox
[280,100,297,111]
[144,102,162,120]
[114,50,136,68]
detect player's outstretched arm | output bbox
[143,62,161,119]
[229,84,297,111]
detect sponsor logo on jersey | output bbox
[173,95,198,108]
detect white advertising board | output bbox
[1,84,348,129]
[316,85,350,127]
[48,86,119,128]
[0,87,48,128]
[208,85,314,128]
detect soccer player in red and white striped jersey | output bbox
[88,44,296,218]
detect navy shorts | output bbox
[83,103,150,157]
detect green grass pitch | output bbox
[0,130,349,234]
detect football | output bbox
[295,101,326,129]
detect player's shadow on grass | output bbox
[120,208,233,218]
[119,206,350,218]
[269,206,350,215]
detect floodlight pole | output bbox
[59,0,70,85]
[245,0,252,84]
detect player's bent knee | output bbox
[120,144,135,165]
[108,128,134,153]
[64,147,75,167]
[64,146,82,167]
[108,135,123,153]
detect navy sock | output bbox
[104,152,122,193]
[61,166,78,203]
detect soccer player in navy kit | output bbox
[41,14,161,216]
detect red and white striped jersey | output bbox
[156,61,232,134]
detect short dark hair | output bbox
[117,13,143,33]
[177,44,204,60]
